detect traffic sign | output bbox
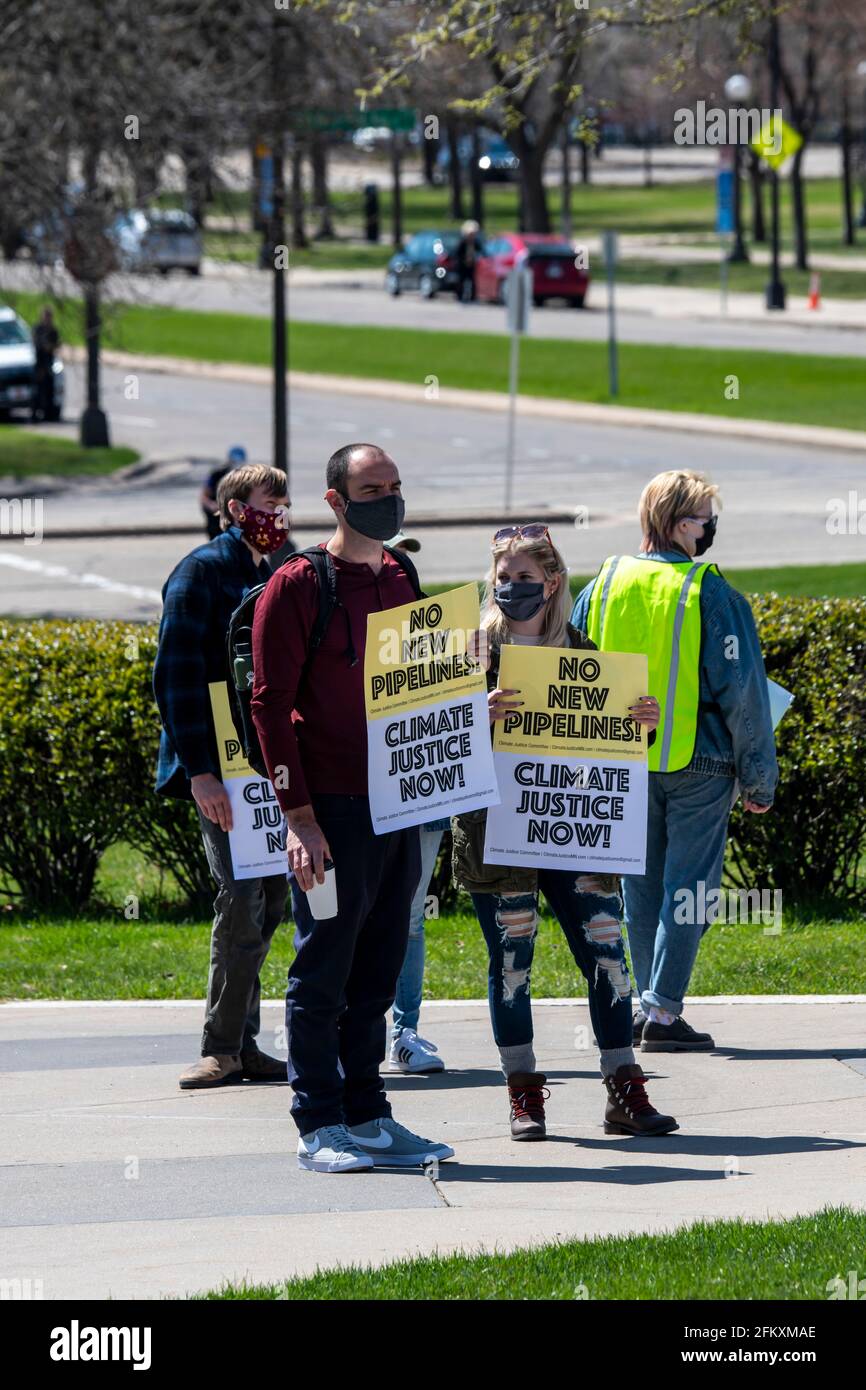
[299,108,416,134]
[751,116,802,170]
[505,264,533,334]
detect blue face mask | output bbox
[494,580,547,621]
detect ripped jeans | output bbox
[472,871,633,1059]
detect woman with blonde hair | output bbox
[572,471,778,1052]
[452,524,678,1141]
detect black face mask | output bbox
[494,581,547,621]
[693,515,717,555]
[342,494,405,541]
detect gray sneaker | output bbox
[347,1117,455,1167]
[297,1123,375,1173]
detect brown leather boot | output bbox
[603,1064,678,1136]
[178,1054,243,1090]
[241,1049,287,1083]
[507,1071,549,1140]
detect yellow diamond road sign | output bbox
[751,116,803,170]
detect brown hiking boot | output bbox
[603,1064,678,1136]
[241,1049,287,1083]
[178,1054,243,1090]
[507,1071,549,1140]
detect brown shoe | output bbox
[178,1054,243,1090]
[507,1071,549,1140]
[603,1064,678,1136]
[241,1049,287,1083]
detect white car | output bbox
[0,307,64,421]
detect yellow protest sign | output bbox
[364,583,499,832]
[207,681,286,878]
[493,645,649,761]
[365,582,487,719]
[484,646,650,874]
[751,116,802,170]
[209,680,254,778]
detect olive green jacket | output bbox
[451,623,620,897]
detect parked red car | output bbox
[474,232,589,308]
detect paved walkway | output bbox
[1,998,864,1300]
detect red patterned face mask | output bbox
[235,505,289,554]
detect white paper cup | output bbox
[304,861,338,920]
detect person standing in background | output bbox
[201,445,248,540]
[32,306,60,421]
[154,463,292,1090]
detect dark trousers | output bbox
[286,794,421,1134]
[197,806,288,1056]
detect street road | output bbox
[1,365,861,621]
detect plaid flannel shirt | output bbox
[153,527,271,799]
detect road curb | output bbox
[3,994,865,1008]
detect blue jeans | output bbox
[471,872,633,1053]
[623,769,737,1017]
[391,825,444,1037]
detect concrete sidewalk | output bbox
[2,998,864,1300]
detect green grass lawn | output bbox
[3,898,862,1001]
[201,1207,864,1300]
[5,290,863,433]
[0,424,138,478]
[286,323,866,431]
[200,175,864,271]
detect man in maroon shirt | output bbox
[251,443,454,1173]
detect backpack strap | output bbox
[382,542,425,600]
[299,541,425,673]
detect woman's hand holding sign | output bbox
[489,687,523,723]
[628,696,660,731]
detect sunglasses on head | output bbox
[493,523,553,547]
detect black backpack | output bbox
[226,544,424,777]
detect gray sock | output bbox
[600,1046,636,1078]
[499,1042,537,1079]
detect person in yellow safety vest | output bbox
[571,470,778,1053]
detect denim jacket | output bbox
[571,550,778,806]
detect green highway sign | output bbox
[299,107,416,134]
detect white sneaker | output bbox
[389,1029,445,1074]
[347,1116,455,1167]
[297,1123,375,1173]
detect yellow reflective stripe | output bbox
[596,555,621,640]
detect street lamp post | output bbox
[271,15,288,485]
[724,72,751,262]
[856,61,866,228]
[766,14,786,310]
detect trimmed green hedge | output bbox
[0,620,210,914]
[725,594,866,903]
[0,597,863,914]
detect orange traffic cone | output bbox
[807,272,821,310]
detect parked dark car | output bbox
[434,131,520,183]
[385,230,461,298]
[474,232,590,308]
